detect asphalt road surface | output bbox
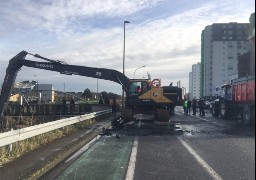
[44,107,255,180]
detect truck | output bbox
[0,51,182,129]
[210,26,255,124]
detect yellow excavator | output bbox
[0,51,182,128]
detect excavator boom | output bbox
[0,51,129,122]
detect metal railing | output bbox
[0,109,111,148]
[4,104,111,116]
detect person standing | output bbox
[70,97,75,114]
[184,99,188,115]
[187,100,192,114]
[99,99,103,104]
[62,97,67,114]
[192,97,197,115]
[112,97,117,116]
[199,98,205,116]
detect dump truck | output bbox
[210,26,255,124]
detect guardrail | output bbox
[0,109,111,148]
[4,104,112,116]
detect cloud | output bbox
[0,0,163,35]
[0,0,254,94]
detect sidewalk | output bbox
[0,114,120,180]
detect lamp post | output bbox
[122,20,130,108]
[133,65,146,78]
[97,78,99,100]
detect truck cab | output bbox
[220,84,232,101]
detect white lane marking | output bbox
[177,137,223,180]
[65,134,101,162]
[125,136,139,180]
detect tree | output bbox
[100,91,108,100]
[100,91,118,100]
[82,88,92,100]
[108,92,118,99]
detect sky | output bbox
[0,0,255,95]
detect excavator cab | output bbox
[127,79,151,97]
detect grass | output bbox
[0,118,97,166]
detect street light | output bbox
[133,65,146,78]
[97,78,99,100]
[122,20,130,108]
[123,21,130,75]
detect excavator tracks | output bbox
[156,108,170,122]
[121,108,133,123]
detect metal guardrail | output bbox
[0,109,111,148]
[4,104,112,116]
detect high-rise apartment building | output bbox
[190,62,201,99]
[201,22,250,100]
[189,72,192,99]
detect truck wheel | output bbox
[252,108,255,126]
[219,99,228,118]
[243,106,252,124]
[211,105,219,117]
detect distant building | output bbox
[201,22,250,99]
[189,72,192,100]
[190,62,201,99]
[36,84,54,103]
[9,94,20,102]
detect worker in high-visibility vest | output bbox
[184,99,188,115]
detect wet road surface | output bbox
[44,107,255,180]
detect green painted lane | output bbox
[57,136,134,180]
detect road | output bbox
[43,107,255,180]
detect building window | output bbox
[228,66,233,70]
[222,36,226,39]
[223,25,226,28]
[237,30,242,35]
[228,36,233,39]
